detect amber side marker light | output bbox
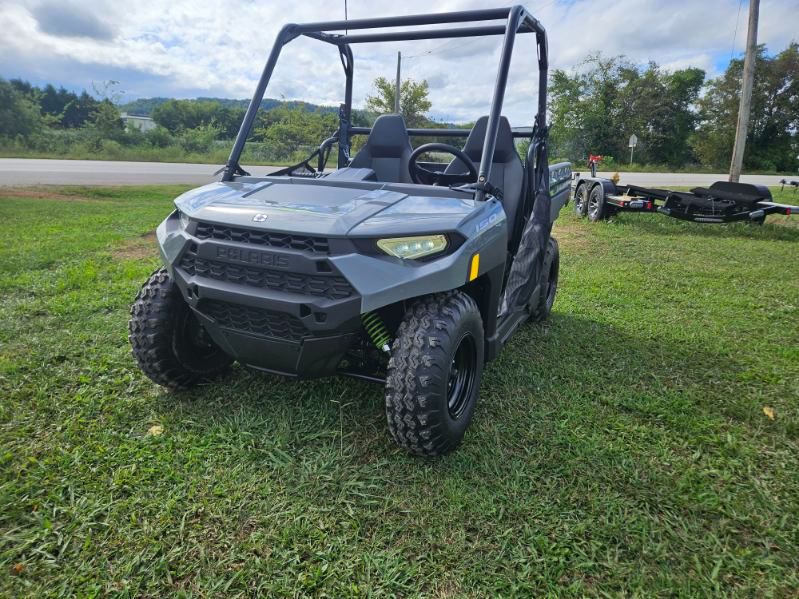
[469,253,480,281]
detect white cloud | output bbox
[0,0,796,123]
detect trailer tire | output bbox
[129,267,232,390]
[529,237,559,322]
[588,184,607,222]
[573,183,589,217]
[384,291,484,457]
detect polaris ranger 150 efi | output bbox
[129,6,571,456]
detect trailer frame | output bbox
[572,176,796,224]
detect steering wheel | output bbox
[408,143,478,186]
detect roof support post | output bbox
[223,24,299,181]
[475,5,524,201]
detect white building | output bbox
[120,112,157,132]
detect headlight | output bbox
[376,235,448,260]
[177,209,191,229]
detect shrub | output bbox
[145,126,174,148]
[178,124,221,154]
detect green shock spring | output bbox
[362,312,391,353]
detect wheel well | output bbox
[370,264,503,355]
[461,275,492,329]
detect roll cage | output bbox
[222,5,550,203]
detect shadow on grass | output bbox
[152,312,769,465]
[123,314,796,592]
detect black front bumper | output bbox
[170,223,363,378]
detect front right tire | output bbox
[129,268,232,390]
[385,291,484,457]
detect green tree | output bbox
[0,78,43,138]
[365,77,432,127]
[252,104,337,161]
[62,91,100,128]
[152,99,244,138]
[693,44,798,172]
[88,99,124,148]
[548,55,705,167]
[9,80,98,129]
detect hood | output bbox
[174,179,481,237]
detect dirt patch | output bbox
[552,219,592,250]
[0,187,97,202]
[112,232,158,260]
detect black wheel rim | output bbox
[447,333,477,420]
[174,308,218,362]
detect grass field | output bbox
[1,185,798,597]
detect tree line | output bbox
[549,43,798,172]
[1,42,796,171]
[0,77,452,164]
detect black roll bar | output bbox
[349,127,534,139]
[223,5,549,202]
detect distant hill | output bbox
[118,97,467,130]
[119,97,339,116]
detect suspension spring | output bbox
[361,312,391,353]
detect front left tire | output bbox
[129,267,232,390]
[384,291,484,457]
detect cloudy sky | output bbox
[0,0,796,123]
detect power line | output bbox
[403,38,461,61]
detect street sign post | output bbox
[629,134,638,165]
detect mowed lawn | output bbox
[1,185,798,597]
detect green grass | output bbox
[1,185,798,597]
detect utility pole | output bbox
[394,51,401,113]
[729,0,759,183]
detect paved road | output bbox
[0,158,792,188]
[0,158,283,186]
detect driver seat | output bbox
[349,114,413,183]
[445,116,524,229]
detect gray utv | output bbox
[129,6,572,456]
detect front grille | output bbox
[179,250,354,300]
[194,222,330,255]
[198,300,307,341]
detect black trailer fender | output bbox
[575,177,618,197]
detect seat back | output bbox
[445,116,524,230]
[350,114,413,183]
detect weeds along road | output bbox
[0,158,791,187]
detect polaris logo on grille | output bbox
[216,246,289,268]
[252,213,268,222]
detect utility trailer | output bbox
[572,176,797,224]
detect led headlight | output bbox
[376,235,448,260]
